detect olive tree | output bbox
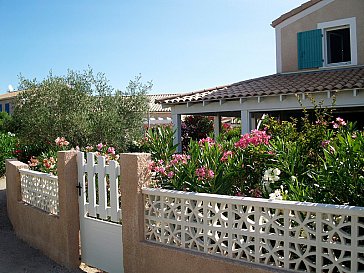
[12,68,150,151]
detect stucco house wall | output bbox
[276,0,364,73]
[0,92,18,115]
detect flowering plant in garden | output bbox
[27,137,71,175]
[27,137,120,175]
[85,143,119,162]
[149,130,272,195]
[145,109,364,206]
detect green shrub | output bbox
[140,126,177,162]
[11,69,150,152]
[0,112,12,133]
[0,132,17,176]
[318,130,364,205]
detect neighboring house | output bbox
[158,0,364,151]
[0,91,19,115]
[144,94,177,127]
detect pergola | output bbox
[158,66,364,152]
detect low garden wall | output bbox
[6,151,363,273]
[143,188,364,273]
[120,153,281,273]
[5,151,80,269]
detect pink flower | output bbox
[107,147,116,155]
[336,117,346,126]
[148,161,155,171]
[154,166,166,175]
[321,140,330,147]
[198,137,215,146]
[195,167,206,179]
[332,117,347,129]
[234,130,270,149]
[167,171,174,178]
[221,151,233,162]
[207,169,214,179]
[195,166,214,180]
[55,137,69,147]
[170,154,189,165]
[97,143,103,151]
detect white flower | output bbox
[263,168,281,182]
[7,132,15,137]
[273,168,281,177]
[269,189,283,200]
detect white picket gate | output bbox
[77,152,123,273]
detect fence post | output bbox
[5,159,28,225]
[57,150,80,268]
[120,153,151,273]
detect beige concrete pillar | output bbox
[57,150,80,268]
[120,153,151,273]
[5,159,28,225]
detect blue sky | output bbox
[0,0,305,94]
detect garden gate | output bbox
[77,152,124,273]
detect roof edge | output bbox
[271,0,322,28]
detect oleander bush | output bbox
[146,109,364,206]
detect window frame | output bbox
[317,17,357,68]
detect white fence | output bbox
[19,169,59,215]
[143,188,364,273]
[77,152,121,223]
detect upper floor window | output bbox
[326,27,351,64]
[297,17,357,70]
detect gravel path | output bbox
[0,176,102,273]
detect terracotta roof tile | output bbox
[158,67,364,105]
[147,94,178,112]
[271,0,322,27]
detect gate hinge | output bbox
[76,182,82,196]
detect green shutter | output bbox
[297,29,323,69]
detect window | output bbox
[326,27,351,64]
[297,17,357,70]
[318,17,357,67]
[5,103,10,114]
[0,104,2,112]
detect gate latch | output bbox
[76,182,82,196]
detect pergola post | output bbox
[241,110,250,134]
[172,113,182,153]
[213,114,221,139]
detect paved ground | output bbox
[0,176,102,273]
